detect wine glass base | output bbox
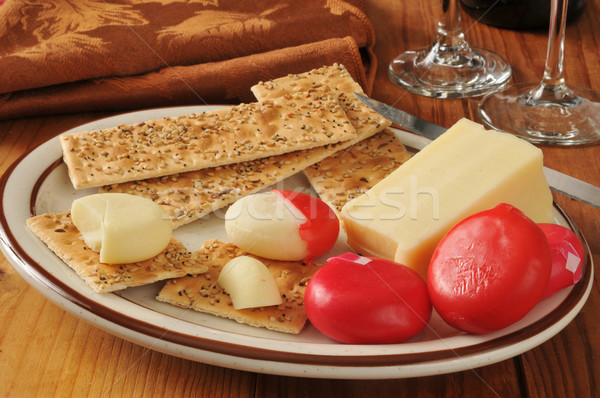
[388,47,512,99]
[478,83,600,146]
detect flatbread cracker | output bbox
[26,212,208,293]
[101,65,392,228]
[156,239,321,334]
[304,129,412,213]
[61,88,356,189]
[251,63,392,145]
[101,143,343,229]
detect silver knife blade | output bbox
[355,92,600,210]
[541,167,600,210]
[355,93,447,140]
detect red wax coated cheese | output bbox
[428,203,552,334]
[538,223,585,299]
[305,253,431,344]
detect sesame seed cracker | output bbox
[61,87,356,189]
[101,65,394,229]
[26,212,208,293]
[252,63,392,149]
[303,129,412,214]
[101,144,340,229]
[156,239,321,334]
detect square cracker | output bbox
[61,87,357,189]
[156,239,321,334]
[251,63,392,145]
[303,129,412,214]
[26,212,208,293]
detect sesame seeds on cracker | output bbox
[61,87,357,189]
[156,239,321,334]
[25,212,209,293]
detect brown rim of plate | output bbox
[0,120,592,369]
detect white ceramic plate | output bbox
[0,106,593,379]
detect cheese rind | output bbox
[340,118,555,280]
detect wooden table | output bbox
[1,1,598,396]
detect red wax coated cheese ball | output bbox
[428,203,552,334]
[538,223,585,299]
[224,190,339,261]
[305,253,432,344]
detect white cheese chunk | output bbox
[218,256,283,310]
[224,192,308,261]
[71,193,172,264]
[340,118,554,280]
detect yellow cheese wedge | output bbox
[340,118,554,280]
[71,193,172,264]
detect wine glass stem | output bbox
[532,0,570,99]
[436,0,469,52]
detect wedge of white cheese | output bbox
[340,118,554,280]
[71,193,172,264]
[218,255,283,310]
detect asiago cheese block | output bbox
[340,118,555,280]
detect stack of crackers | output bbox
[27,64,412,334]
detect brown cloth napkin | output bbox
[0,0,376,120]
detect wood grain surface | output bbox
[1,1,599,397]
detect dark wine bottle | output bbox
[460,0,588,30]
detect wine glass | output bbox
[478,0,600,145]
[388,0,512,98]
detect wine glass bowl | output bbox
[388,0,512,98]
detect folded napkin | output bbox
[0,0,376,120]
